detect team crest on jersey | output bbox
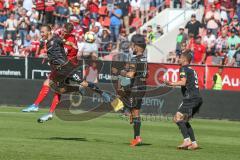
[180,72,186,76]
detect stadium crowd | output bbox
[168,0,240,67]
[0,0,170,58]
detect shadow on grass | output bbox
[33,137,88,142]
[123,143,152,147]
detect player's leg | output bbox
[129,96,143,147]
[70,71,111,103]
[38,93,61,123]
[173,101,192,149]
[174,111,192,149]
[22,79,50,112]
[130,107,142,147]
[187,98,203,150]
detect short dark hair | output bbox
[182,51,193,63]
[147,25,152,28]
[131,34,146,49]
[64,23,74,33]
[41,24,51,32]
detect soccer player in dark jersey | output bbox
[22,23,79,113]
[165,51,203,150]
[35,24,110,122]
[112,34,147,147]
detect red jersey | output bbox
[88,2,99,13]
[45,0,55,12]
[4,39,13,53]
[64,34,78,65]
[193,43,206,64]
[0,38,3,50]
[36,0,45,11]
[31,40,40,52]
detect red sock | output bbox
[49,93,61,113]
[34,85,50,105]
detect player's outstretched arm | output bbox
[165,77,186,87]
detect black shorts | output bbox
[178,97,203,117]
[118,87,146,110]
[49,61,78,86]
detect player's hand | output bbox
[164,80,172,86]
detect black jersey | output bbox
[179,65,201,99]
[131,55,147,87]
[46,35,68,66]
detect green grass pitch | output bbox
[0,106,239,160]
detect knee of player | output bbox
[44,79,50,86]
[174,112,185,123]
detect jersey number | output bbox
[194,70,199,88]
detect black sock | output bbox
[186,122,196,142]
[133,117,141,139]
[88,82,103,94]
[176,121,189,139]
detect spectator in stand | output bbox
[216,29,228,52]
[18,9,30,45]
[88,0,99,20]
[167,51,177,63]
[205,4,221,36]
[192,35,206,64]
[237,0,240,22]
[4,13,17,41]
[227,28,240,49]
[212,50,223,65]
[54,0,69,26]
[100,28,111,55]
[0,10,7,39]
[23,0,33,11]
[155,25,164,38]
[3,33,14,56]
[110,3,122,42]
[13,34,22,56]
[22,34,32,56]
[117,0,130,34]
[203,29,216,57]
[140,0,150,23]
[29,35,40,57]
[118,29,131,61]
[29,25,40,39]
[176,26,188,57]
[229,15,240,31]
[185,14,203,38]
[220,6,228,23]
[44,0,55,25]
[28,5,40,26]
[233,49,240,66]
[130,0,141,18]
[221,0,235,22]
[35,0,45,24]
[147,25,156,44]
[130,13,142,33]
[226,44,237,66]
[69,3,82,25]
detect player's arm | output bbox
[165,67,187,86]
[166,77,186,86]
